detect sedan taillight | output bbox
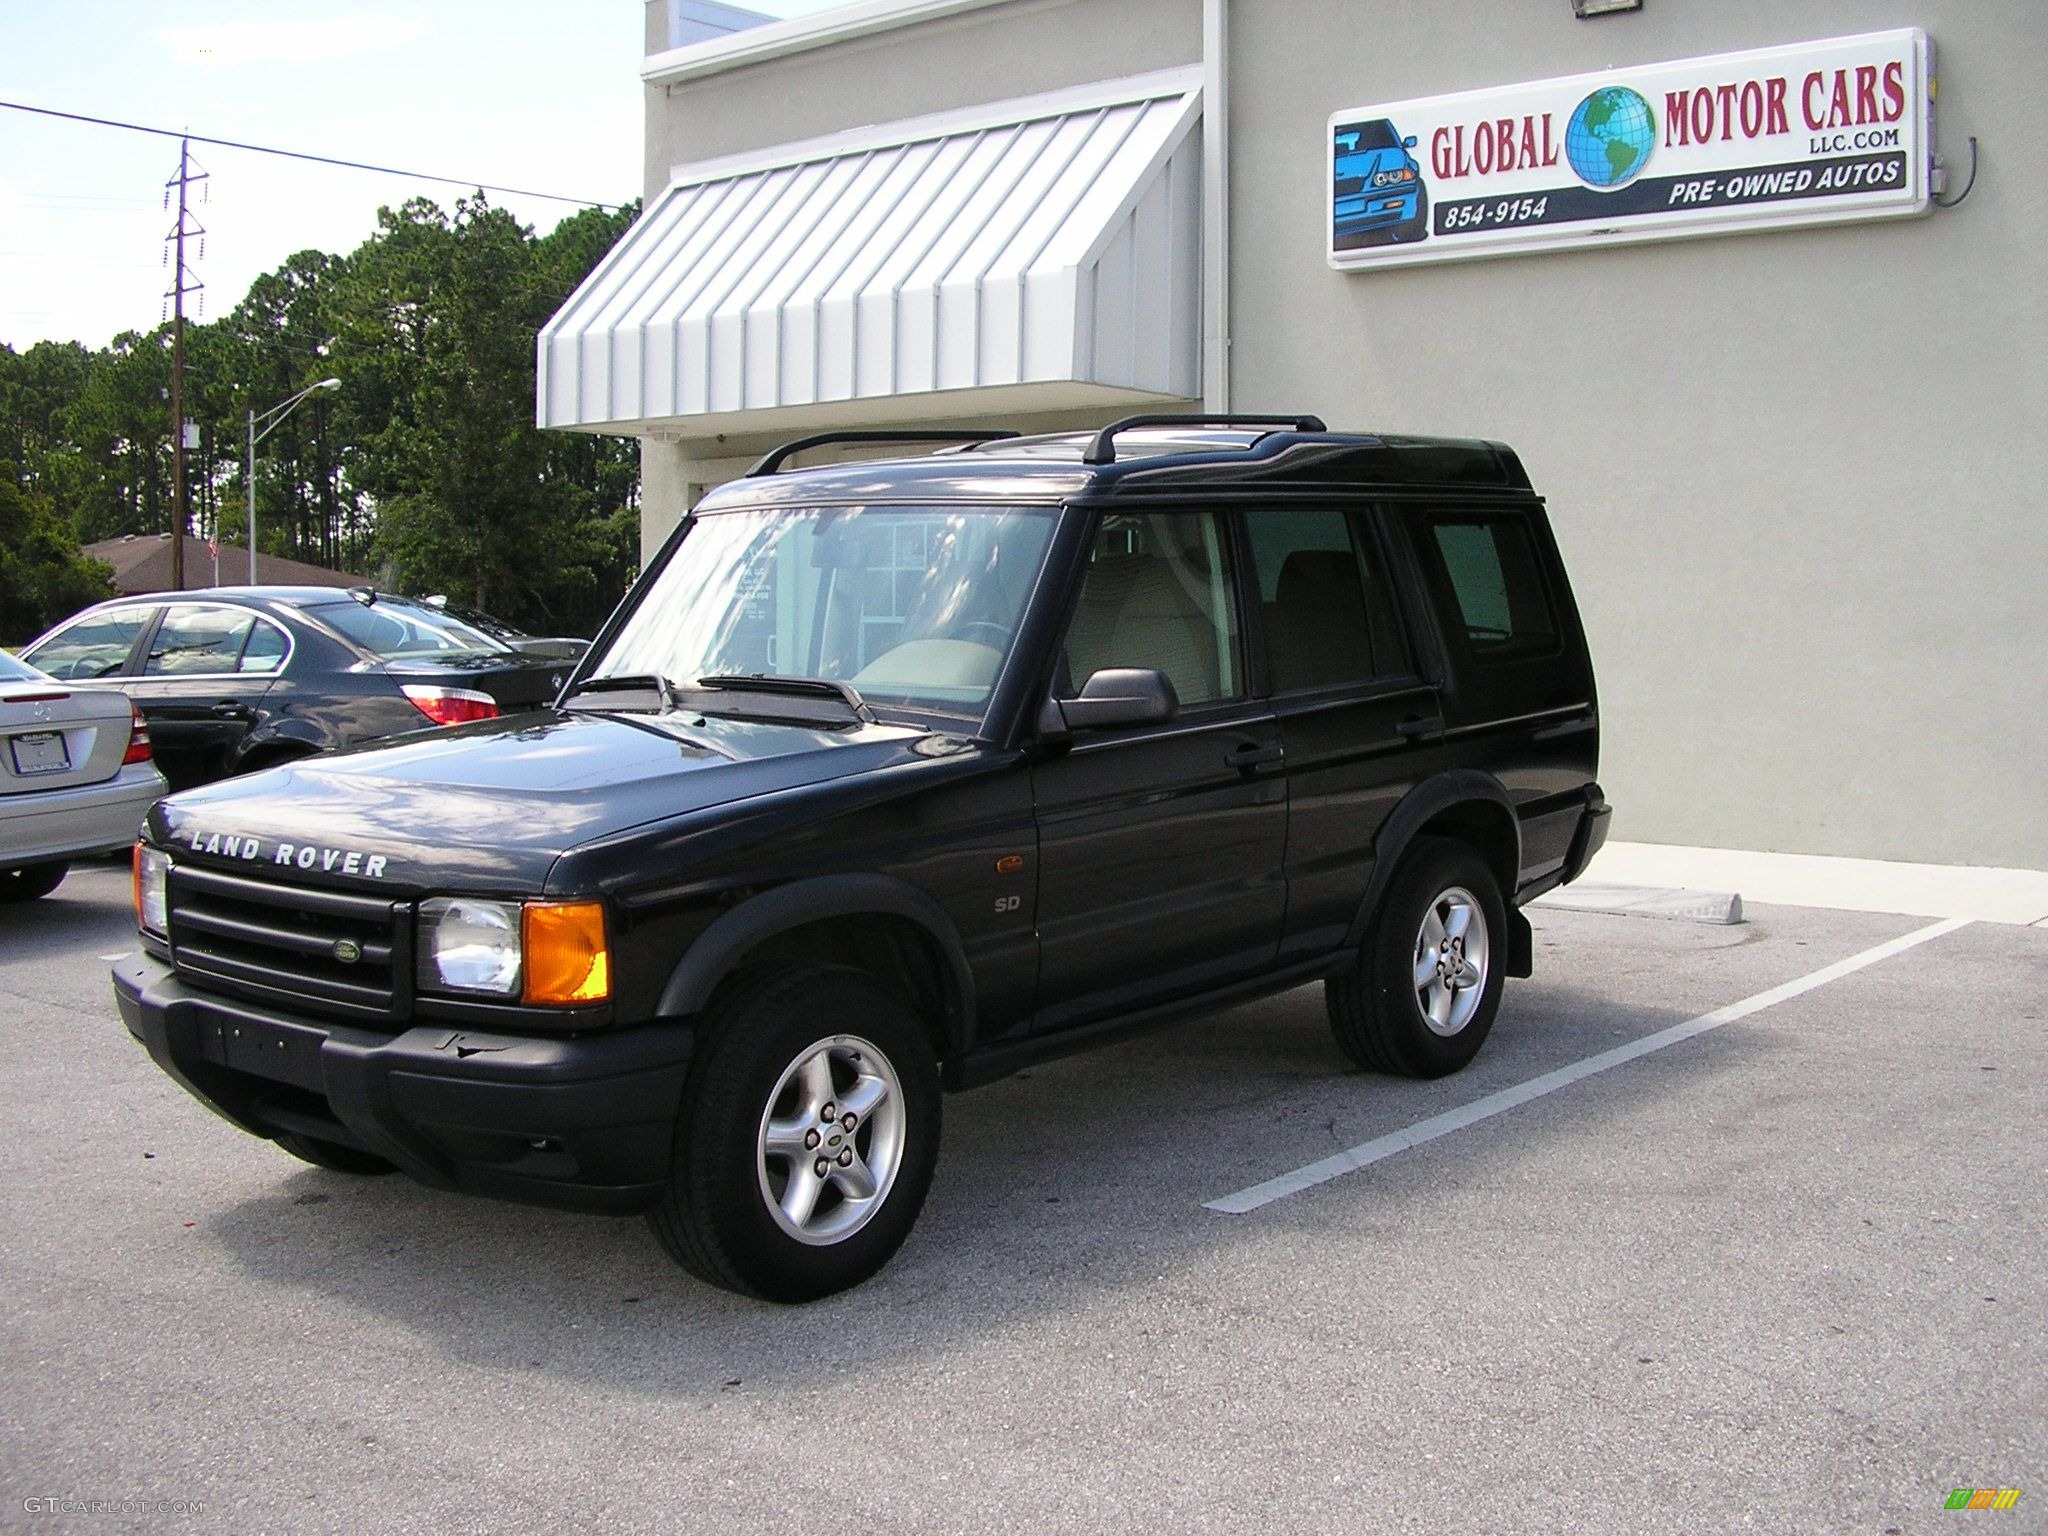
[401,684,500,727]
[122,704,154,764]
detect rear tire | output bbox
[275,1132,397,1176]
[1327,836,1506,1078]
[0,862,69,901]
[648,965,941,1303]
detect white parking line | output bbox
[1204,916,1972,1215]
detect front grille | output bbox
[167,864,410,1023]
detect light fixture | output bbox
[1572,0,1642,16]
[246,377,341,583]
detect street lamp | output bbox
[246,378,340,584]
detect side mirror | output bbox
[1402,135,1418,150]
[1053,667,1179,731]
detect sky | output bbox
[0,0,843,352]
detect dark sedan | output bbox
[20,588,578,790]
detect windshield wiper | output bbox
[560,673,680,713]
[696,674,877,725]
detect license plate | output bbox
[9,731,69,776]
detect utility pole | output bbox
[163,139,206,590]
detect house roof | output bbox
[82,534,372,595]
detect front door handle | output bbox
[1224,741,1285,770]
[1395,715,1445,741]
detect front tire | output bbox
[649,965,941,1302]
[1327,836,1506,1078]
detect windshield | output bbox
[304,596,512,659]
[593,504,1056,718]
[1337,119,1402,155]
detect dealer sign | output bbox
[1328,29,1932,270]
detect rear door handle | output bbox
[210,701,252,719]
[1224,741,1285,769]
[1395,715,1445,741]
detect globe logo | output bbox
[1564,86,1656,189]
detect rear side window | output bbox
[1244,507,1408,692]
[240,619,290,674]
[144,604,257,676]
[1428,516,1558,657]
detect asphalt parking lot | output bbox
[2,861,2041,1535]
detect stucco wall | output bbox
[634,0,1203,560]
[643,0,1200,193]
[628,0,2046,866]
[1227,0,2045,866]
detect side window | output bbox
[1060,511,1242,708]
[143,604,257,676]
[1245,508,1407,692]
[1428,516,1558,656]
[24,609,153,679]
[239,618,289,675]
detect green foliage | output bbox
[0,194,642,636]
[0,467,116,646]
[322,196,641,630]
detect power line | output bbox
[0,98,625,211]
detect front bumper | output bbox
[115,954,693,1215]
[1334,188,1423,234]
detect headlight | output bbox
[134,844,171,936]
[418,897,522,996]
[416,897,610,1006]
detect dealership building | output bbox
[540,0,2045,869]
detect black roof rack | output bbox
[1081,413,1327,466]
[746,429,1020,478]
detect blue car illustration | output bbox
[1333,118,1428,249]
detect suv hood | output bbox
[148,708,936,889]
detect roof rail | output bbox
[745,429,1020,478]
[1082,413,1327,465]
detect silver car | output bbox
[1,650,166,901]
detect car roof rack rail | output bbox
[1082,413,1328,465]
[745,430,1021,478]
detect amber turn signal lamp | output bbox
[521,901,610,1005]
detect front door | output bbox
[1030,508,1286,1032]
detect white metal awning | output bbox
[538,68,1203,436]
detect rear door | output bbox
[126,602,285,787]
[1243,504,1448,962]
[1029,508,1287,1032]
[1404,504,1599,888]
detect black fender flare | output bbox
[655,874,977,1053]
[1344,771,1528,971]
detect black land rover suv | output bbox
[118,415,1610,1302]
